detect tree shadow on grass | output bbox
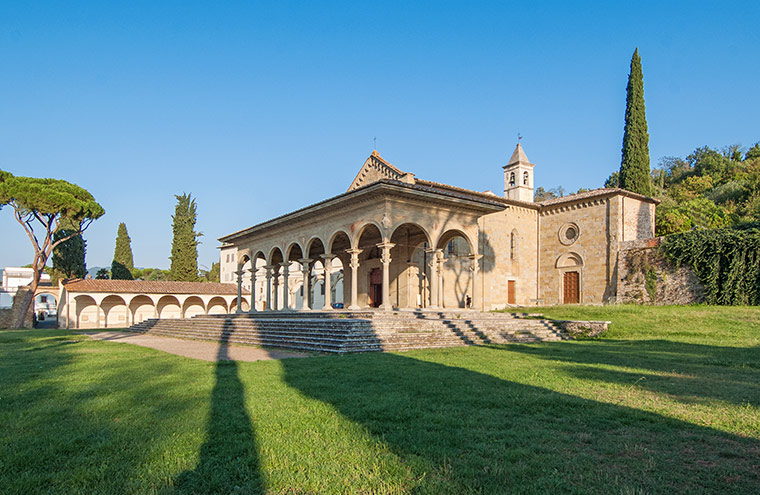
[281,351,760,494]
[501,340,760,408]
[0,330,202,493]
[174,320,262,494]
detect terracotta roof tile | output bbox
[538,188,660,206]
[62,279,248,295]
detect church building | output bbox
[219,144,658,311]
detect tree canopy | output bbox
[0,170,104,327]
[169,193,201,282]
[619,48,652,196]
[111,222,134,280]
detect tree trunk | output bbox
[12,263,42,329]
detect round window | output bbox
[559,223,580,245]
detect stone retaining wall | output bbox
[616,238,705,305]
[0,289,34,329]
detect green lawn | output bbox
[1,305,759,494]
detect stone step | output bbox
[128,311,572,353]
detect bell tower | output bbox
[503,143,535,202]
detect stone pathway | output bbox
[81,331,308,362]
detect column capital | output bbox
[234,269,246,277]
[298,258,313,265]
[346,248,363,256]
[321,253,336,261]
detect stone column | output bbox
[321,254,336,310]
[298,258,313,311]
[437,251,444,308]
[280,262,291,311]
[426,249,441,309]
[468,254,483,311]
[346,248,362,310]
[272,266,280,311]
[248,267,258,313]
[265,265,273,311]
[235,268,245,313]
[378,242,395,311]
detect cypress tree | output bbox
[52,229,87,279]
[111,222,134,280]
[169,193,201,281]
[619,48,653,196]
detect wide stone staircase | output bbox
[128,310,570,353]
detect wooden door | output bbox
[563,271,579,304]
[369,268,382,308]
[507,280,516,304]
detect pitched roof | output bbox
[537,187,660,207]
[348,151,409,191]
[62,279,247,295]
[505,143,533,168]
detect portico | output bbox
[220,177,504,312]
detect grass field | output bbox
[1,305,759,494]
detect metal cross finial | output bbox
[373,136,377,150]
[518,133,523,141]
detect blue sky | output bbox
[1,1,759,271]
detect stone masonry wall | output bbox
[0,289,35,328]
[616,238,705,305]
[539,198,612,305]
[480,205,538,309]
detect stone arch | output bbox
[229,297,249,313]
[74,294,98,329]
[390,222,432,248]
[207,296,228,315]
[157,295,181,319]
[556,252,584,304]
[436,229,475,309]
[306,236,326,258]
[101,294,128,328]
[390,223,432,309]
[556,252,584,268]
[328,230,352,256]
[183,296,206,318]
[286,241,304,261]
[353,221,386,249]
[33,292,58,321]
[129,295,156,324]
[436,228,475,253]
[268,246,285,266]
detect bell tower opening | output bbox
[503,143,535,202]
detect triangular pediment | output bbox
[348,151,408,191]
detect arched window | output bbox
[523,171,529,185]
[509,172,516,186]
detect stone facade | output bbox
[219,145,659,310]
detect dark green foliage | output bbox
[169,193,202,282]
[95,268,110,279]
[652,142,760,235]
[746,143,760,161]
[661,226,760,305]
[200,262,220,283]
[0,170,104,327]
[619,49,652,196]
[604,171,620,188]
[52,229,87,279]
[111,222,134,280]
